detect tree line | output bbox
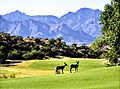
[0,32,102,64]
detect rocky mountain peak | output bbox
[0,8,102,44]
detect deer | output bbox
[70,61,79,73]
[55,62,67,74]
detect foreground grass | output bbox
[0,66,119,89]
[0,58,120,89]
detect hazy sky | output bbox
[0,0,111,17]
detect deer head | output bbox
[64,62,68,66]
[76,61,79,65]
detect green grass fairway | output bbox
[0,58,120,89]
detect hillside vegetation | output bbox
[0,32,102,64]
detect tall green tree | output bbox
[100,0,120,64]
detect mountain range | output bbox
[0,8,102,44]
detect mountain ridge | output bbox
[0,8,102,44]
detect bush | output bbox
[22,50,45,60]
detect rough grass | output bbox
[0,58,119,89]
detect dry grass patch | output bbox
[0,67,55,78]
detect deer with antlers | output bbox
[70,61,79,73]
[55,62,67,74]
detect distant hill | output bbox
[0,8,102,44]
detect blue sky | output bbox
[0,0,111,17]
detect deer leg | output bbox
[62,69,64,74]
[75,68,76,72]
[75,68,78,72]
[77,68,78,72]
[70,68,72,73]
